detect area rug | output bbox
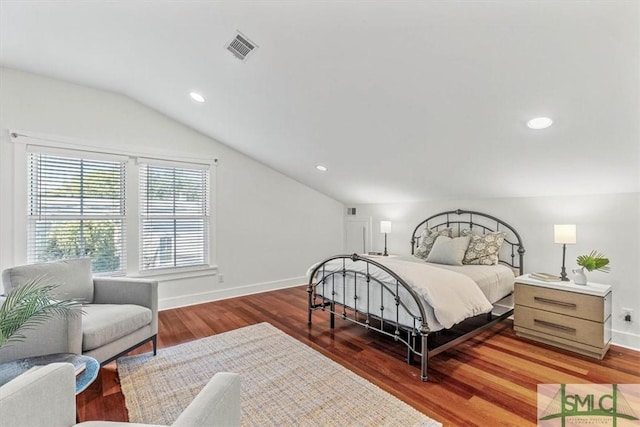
[117,322,441,426]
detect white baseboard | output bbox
[612,329,640,351]
[158,275,307,310]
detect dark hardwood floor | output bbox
[77,285,640,426]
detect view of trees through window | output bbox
[28,152,126,274]
[34,219,123,272]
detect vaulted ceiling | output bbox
[1,1,638,204]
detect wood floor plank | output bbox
[76,285,640,426]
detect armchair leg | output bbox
[100,335,159,366]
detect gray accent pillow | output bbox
[414,227,452,259]
[425,235,471,266]
[2,258,94,303]
[461,229,507,265]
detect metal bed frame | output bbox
[307,209,525,381]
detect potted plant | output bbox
[572,250,610,285]
[0,280,82,348]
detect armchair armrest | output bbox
[0,363,76,427]
[172,372,241,427]
[92,277,158,335]
[92,277,158,308]
[0,313,82,364]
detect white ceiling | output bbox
[1,1,638,204]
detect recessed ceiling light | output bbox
[527,117,553,129]
[316,165,328,172]
[190,92,205,103]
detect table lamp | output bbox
[380,221,391,256]
[554,224,576,281]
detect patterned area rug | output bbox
[117,322,441,426]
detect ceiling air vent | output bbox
[226,32,257,61]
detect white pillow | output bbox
[425,235,471,266]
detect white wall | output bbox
[351,193,640,350]
[0,67,344,308]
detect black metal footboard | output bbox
[307,253,431,381]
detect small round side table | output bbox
[0,353,99,394]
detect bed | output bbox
[306,209,525,381]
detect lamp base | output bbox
[383,233,388,256]
[560,265,569,281]
[560,244,569,281]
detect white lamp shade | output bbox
[554,224,576,244]
[380,220,392,234]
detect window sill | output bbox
[132,265,219,282]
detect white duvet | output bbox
[308,255,496,331]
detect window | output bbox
[139,162,210,272]
[28,151,127,274]
[21,136,214,276]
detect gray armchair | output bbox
[0,363,241,426]
[0,258,158,365]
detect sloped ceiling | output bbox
[1,1,638,204]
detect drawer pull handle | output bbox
[534,296,577,308]
[534,319,576,333]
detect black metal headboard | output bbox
[410,209,525,275]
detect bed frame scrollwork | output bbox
[307,209,525,381]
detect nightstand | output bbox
[513,275,612,359]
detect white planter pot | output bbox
[572,267,588,285]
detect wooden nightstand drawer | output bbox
[514,305,606,348]
[515,283,605,322]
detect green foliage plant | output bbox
[0,280,83,347]
[576,250,611,273]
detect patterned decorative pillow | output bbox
[461,229,507,265]
[414,227,452,259]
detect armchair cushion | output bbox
[82,305,153,352]
[2,258,94,303]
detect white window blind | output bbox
[139,163,209,271]
[27,151,127,274]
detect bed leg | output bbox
[406,332,413,365]
[329,299,335,328]
[307,286,313,324]
[421,333,428,382]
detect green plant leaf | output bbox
[576,250,611,273]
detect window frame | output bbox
[138,159,211,273]
[10,130,217,278]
